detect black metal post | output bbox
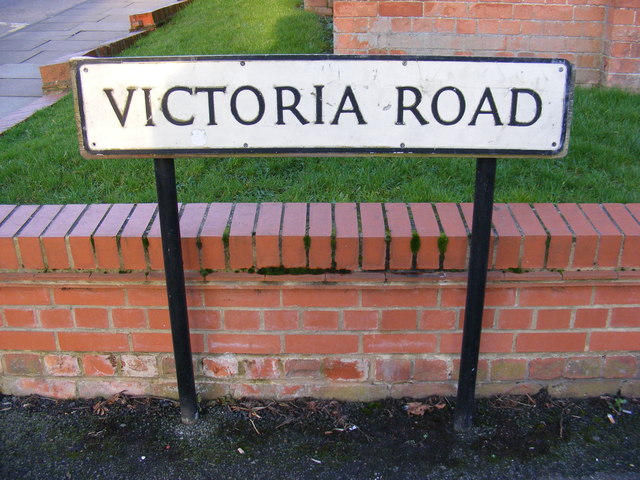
[454,157,497,432]
[153,158,198,424]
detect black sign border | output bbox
[72,54,573,158]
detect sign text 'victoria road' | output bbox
[72,56,572,158]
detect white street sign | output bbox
[72,55,572,158]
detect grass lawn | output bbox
[0,0,638,205]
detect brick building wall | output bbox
[1,202,639,400]
[319,0,640,90]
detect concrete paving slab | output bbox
[0,96,36,117]
[0,78,42,96]
[0,64,41,79]
[1,31,70,42]
[37,40,106,52]
[76,21,132,31]
[22,51,83,66]
[67,30,133,42]
[0,39,50,51]
[19,23,83,32]
[0,51,39,63]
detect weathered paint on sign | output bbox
[71,55,572,158]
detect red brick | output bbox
[459,204,495,262]
[557,203,598,268]
[189,310,221,330]
[380,310,417,330]
[0,205,39,269]
[529,357,565,380]
[264,310,299,330]
[286,334,358,354]
[536,309,571,330]
[119,203,156,271]
[285,358,322,378]
[74,308,109,329]
[308,203,332,269]
[491,358,528,381]
[283,288,357,307]
[603,204,640,268]
[303,310,339,330]
[470,3,513,19]
[68,204,110,269]
[24,203,63,252]
[364,333,436,353]
[112,308,147,329]
[491,203,522,269]
[41,204,86,270]
[82,354,117,376]
[611,307,640,328]
[58,332,128,352]
[40,309,73,328]
[362,288,437,307]
[132,332,175,352]
[410,203,440,270]
[4,353,42,374]
[255,203,283,268]
[281,203,307,268]
[574,5,606,21]
[200,203,232,271]
[413,359,449,381]
[0,331,55,351]
[12,378,76,399]
[435,203,467,269]
[441,287,516,307]
[594,286,640,305]
[564,357,601,378]
[516,332,587,352]
[4,308,36,327]
[244,358,282,379]
[360,203,386,270]
[610,7,635,25]
[604,355,638,378]
[509,204,546,268]
[44,354,80,376]
[519,286,592,307]
[335,203,359,270]
[334,1,378,17]
[205,288,280,308]
[575,308,608,328]
[209,334,280,354]
[452,358,488,381]
[229,203,257,269]
[325,358,368,381]
[379,1,422,17]
[225,310,260,330]
[391,17,411,32]
[385,203,413,269]
[376,358,411,382]
[0,286,50,306]
[143,210,163,270]
[534,204,572,269]
[580,204,623,268]
[121,354,158,377]
[53,287,125,306]
[148,309,170,329]
[343,310,379,330]
[180,203,208,271]
[497,309,533,330]
[202,356,238,378]
[93,204,134,270]
[440,332,513,353]
[420,310,457,330]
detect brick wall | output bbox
[328,0,640,90]
[1,203,639,400]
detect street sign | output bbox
[72,55,572,158]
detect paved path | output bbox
[0,0,176,132]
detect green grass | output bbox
[0,0,638,205]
